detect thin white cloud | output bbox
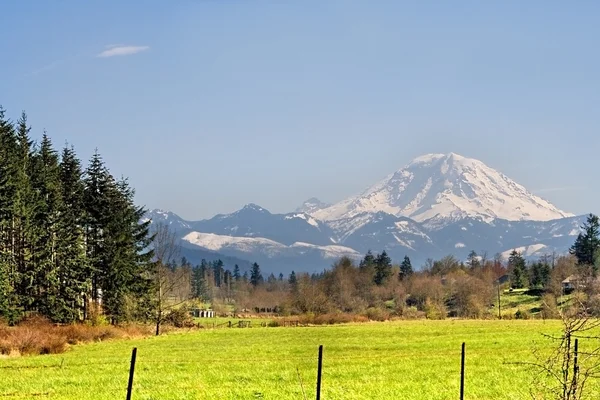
[96,45,150,58]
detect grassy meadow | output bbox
[2,319,598,399]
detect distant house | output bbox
[495,274,510,285]
[562,275,581,291]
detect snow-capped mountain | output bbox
[191,203,334,246]
[144,152,585,272]
[142,209,192,232]
[312,153,573,224]
[295,198,331,215]
[183,232,360,271]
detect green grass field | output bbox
[2,319,598,399]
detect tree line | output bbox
[0,107,153,324]
[158,214,600,320]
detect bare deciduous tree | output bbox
[523,295,600,400]
[151,222,190,335]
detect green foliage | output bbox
[399,255,413,280]
[529,261,551,289]
[0,107,154,324]
[288,270,297,286]
[164,307,195,328]
[570,214,600,272]
[250,262,263,287]
[509,250,527,289]
[373,250,392,286]
[467,250,480,269]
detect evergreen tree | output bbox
[399,255,413,281]
[359,250,376,270]
[233,264,241,281]
[570,214,600,272]
[30,134,63,319]
[83,150,113,309]
[467,250,480,269]
[250,262,263,287]
[509,250,527,289]
[278,273,284,281]
[288,270,297,287]
[192,261,210,301]
[212,259,224,287]
[0,107,20,321]
[13,113,37,312]
[529,261,551,288]
[54,145,89,322]
[101,177,154,324]
[373,250,392,285]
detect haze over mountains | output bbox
[145,153,585,273]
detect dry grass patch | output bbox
[0,315,152,356]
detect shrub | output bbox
[424,300,446,320]
[401,306,424,319]
[314,313,354,325]
[365,307,390,322]
[0,318,150,356]
[164,308,195,328]
[540,294,560,319]
[515,309,531,320]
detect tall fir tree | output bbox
[399,255,413,281]
[54,145,89,322]
[29,134,63,319]
[250,262,263,287]
[288,270,297,287]
[13,112,37,312]
[83,150,114,310]
[0,107,20,321]
[359,250,376,270]
[467,250,480,269]
[373,250,392,285]
[509,250,527,289]
[570,214,600,272]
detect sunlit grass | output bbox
[2,319,598,399]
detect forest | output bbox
[0,107,154,325]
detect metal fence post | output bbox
[316,345,323,400]
[126,347,137,400]
[460,342,465,400]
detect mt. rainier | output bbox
[312,153,573,224]
[145,152,584,273]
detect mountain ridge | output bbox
[144,153,583,273]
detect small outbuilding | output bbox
[562,275,581,291]
[190,308,215,318]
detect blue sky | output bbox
[1,1,598,220]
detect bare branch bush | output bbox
[524,293,600,400]
[150,222,191,335]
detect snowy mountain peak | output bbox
[239,203,270,214]
[312,152,574,224]
[295,197,331,214]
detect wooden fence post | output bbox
[126,347,137,400]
